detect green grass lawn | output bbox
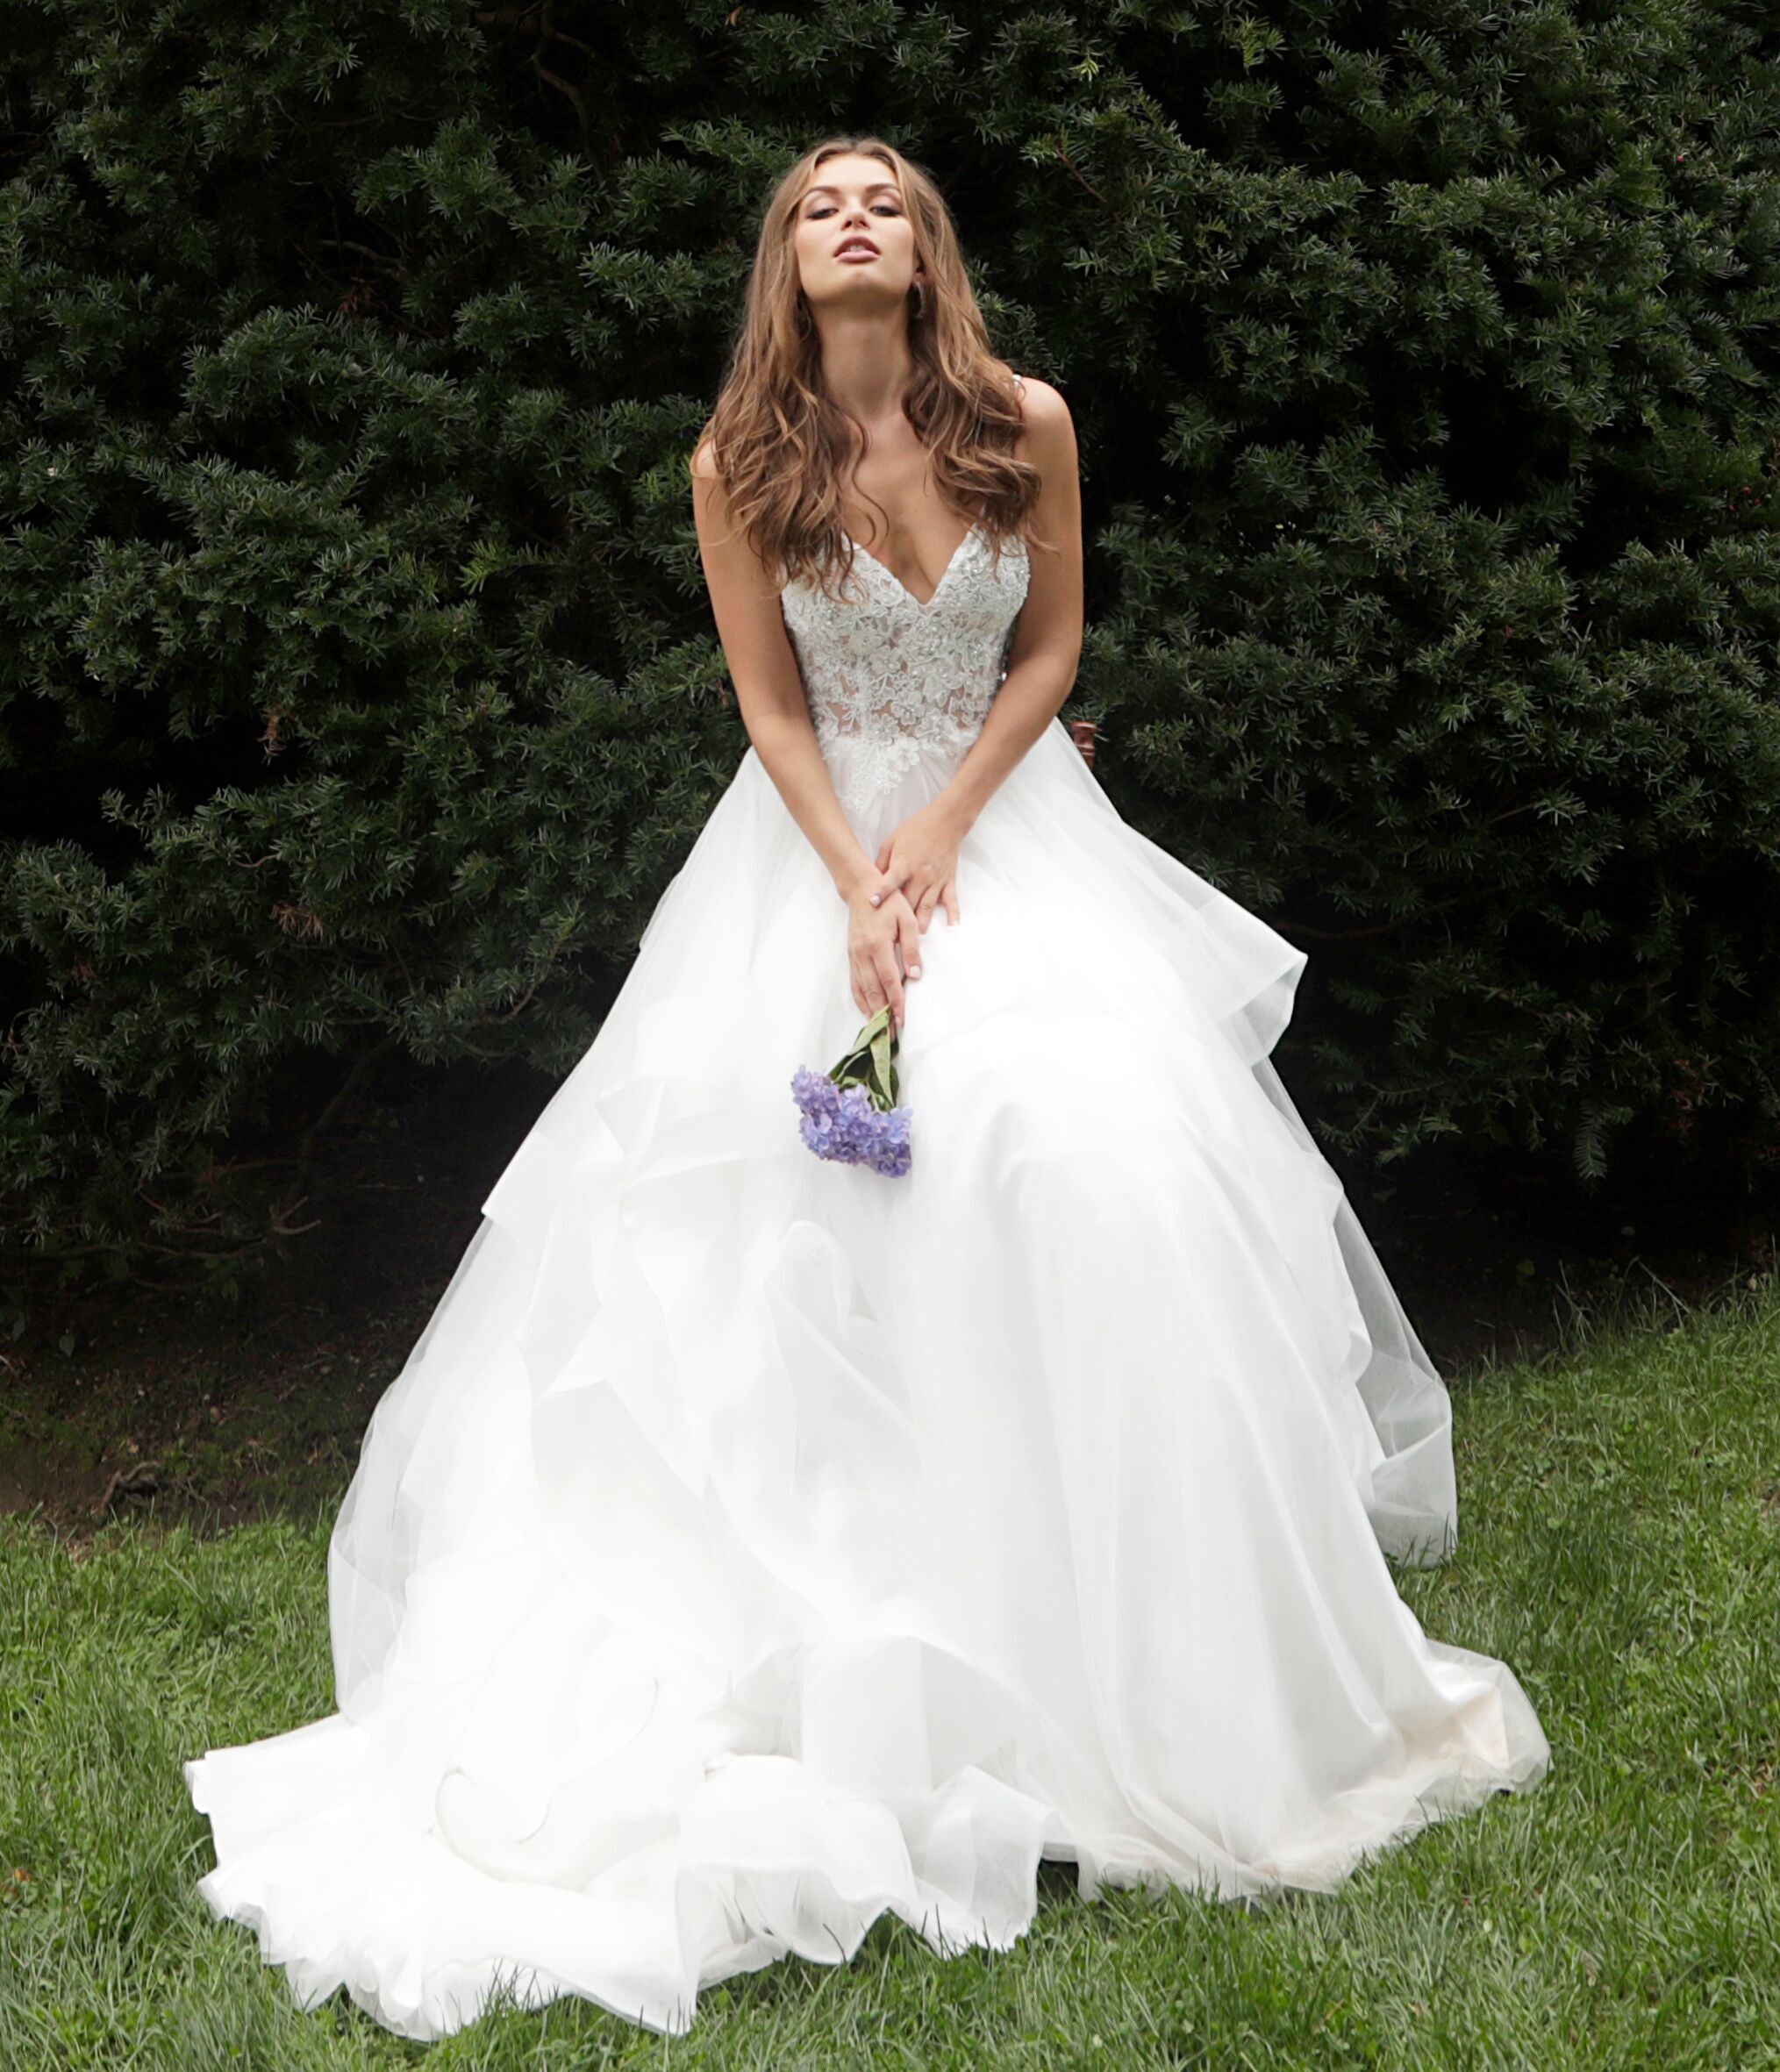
[2,1280,1776,2071]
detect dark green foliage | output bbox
[1070,3,1780,1182]
[3,1,1777,1277]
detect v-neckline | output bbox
[845,522,980,612]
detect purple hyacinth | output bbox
[790,1001,912,1177]
[790,1066,912,1178]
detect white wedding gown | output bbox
[185,488,1549,2040]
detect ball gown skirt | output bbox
[182,705,1550,2040]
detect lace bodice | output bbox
[780,519,1032,816]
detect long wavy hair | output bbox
[692,135,1046,600]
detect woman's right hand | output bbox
[846,873,923,1031]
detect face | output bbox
[790,153,923,317]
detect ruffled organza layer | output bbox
[185,718,1548,2040]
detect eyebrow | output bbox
[802,182,902,203]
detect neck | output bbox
[812,312,917,425]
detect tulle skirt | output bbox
[184,715,1549,2039]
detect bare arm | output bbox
[929,377,1084,832]
[690,441,881,903]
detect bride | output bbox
[184,134,1549,2041]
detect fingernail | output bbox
[909,967,920,977]
[869,893,881,904]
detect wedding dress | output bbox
[184,457,1550,2040]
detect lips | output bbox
[834,240,879,259]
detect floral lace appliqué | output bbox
[779,523,1032,817]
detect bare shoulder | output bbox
[1006,375,1076,468]
[690,433,722,485]
[690,434,737,552]
[1008,374,1070,428]
[1004,376,1082,589]
[688,432,781,613]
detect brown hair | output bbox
[691,134,1045,600]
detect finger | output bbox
[942,878,961,926]
[873,947,905,1029]
[897,906,923,982]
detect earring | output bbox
[911,278,928,320]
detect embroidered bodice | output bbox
[779,519,1032,816]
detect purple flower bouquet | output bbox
[790,1003,912,1178]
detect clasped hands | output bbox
[845,796,968,1029]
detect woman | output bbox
[184,134,1549,2041]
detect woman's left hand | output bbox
[874,799,968,934]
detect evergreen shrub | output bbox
[3,0,1776,1281]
